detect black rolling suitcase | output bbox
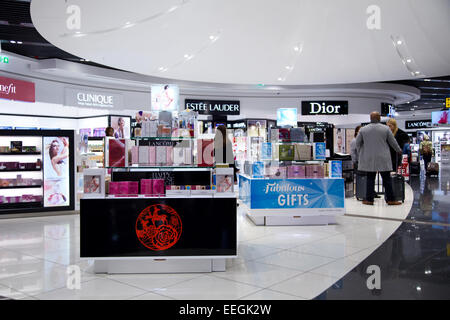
[355,171,367,201]
[410,161,420,175]
[390,173,405,203]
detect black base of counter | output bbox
[80,196,237,258]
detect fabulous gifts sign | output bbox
[0,76,35,102]
[248,178,345,210]
[185,99,240,115]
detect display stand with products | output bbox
[0,129,74,214]
[80,111,237,274]
[239,126,345,226]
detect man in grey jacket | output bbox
[356,112,403,205]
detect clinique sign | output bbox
[301,101,349,115]
[77,92,114,107]
[65,88,123,109]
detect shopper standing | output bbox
[105,127,115,137]
[387,118,409,172]
[419,134,434,173]
[350,125,361,170]
[356,112,403,205]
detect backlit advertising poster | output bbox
[43,137,70,207]
[109,116,131,139]
[151,84,179,111]
[277,108,297,127]
[432,110,450,125]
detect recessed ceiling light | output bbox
[277,77,284,81]
[415,71,420,74]
[397,40,402,45]
[406,59,412,63]
[285,66,292,70]
[10,40,16,44]
[294,46,300,51]
[424,79,431,81]
[17,41,22,44]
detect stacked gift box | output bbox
[0,160,42,171]
[0,175,42,187]
[250,162,329,179]
[0,195,43,204]
[108,179,165,196]
[130,141,193,166]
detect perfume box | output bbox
[252,161,264,178]
[107,138,127,167]
[131,146,139,164]
[271,166,287,179]
[10,141,22,153]
[288,165,306,178]
[118,181,130,195]
[140,179,153,195]
[152,179,165,196]
[279,145,295,161]
[197,139,214,167]
[270,129,279,142]
[166,146,174,166]
[138,146,149,164]
[295,144,312,161]
[128,181,139,195]
[149,146,156,165]
[173,147,185,165]
[109,182,119,195]
[184,147,192,165]
[156,146,167,165]
[278,129,290,141]
[290,128,307,142]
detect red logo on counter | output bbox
[0,76,35,102]
[136,204,182,251]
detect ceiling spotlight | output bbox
[277,77,284,81]
[285,66,292,70]
[17,41,22,44]
[10,40,16,44]
[415,71,420,74]
[294,46,300,51]
[123,22,134,29]
[424,79,431,81]
[397,40,402,45]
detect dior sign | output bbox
[301,101,348,115]
[65,88,124,109]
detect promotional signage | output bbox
[405,120,432,129]
[185,99,240,115]
[446,97,450,109]
[301,101,348,115]
[0,76,35,102]
[80,197,237,257]
[242,177,345,210]
[65,88,124,109]
[381,103,395,117]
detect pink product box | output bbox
[166,146,173,166]
[33,195,43,202]
[270,167,287,179]
[128,181,139,195]
[109,182,120,195]
[131,146,139,164]
[118,181,130,195]
[140,179,153,195]
[149,146,156,166]
[0,196,4,203]
[2,162,19,170]
[152,179,165,196]
[23,163,37,170]
[6,196,21,203]
[21,194,35,202]
[288,165,306,178]
[306,165,324,178]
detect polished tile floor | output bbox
[0,176,437,300]
[317,172,450,300]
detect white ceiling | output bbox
[30,0,450,86]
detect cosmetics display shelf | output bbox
[0,169,42,173]
[0,152,41,155]
[131,137,196,140]
[0,185,42,190]
[0,202,43,210]
[107,166,214,170]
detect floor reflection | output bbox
[315,172,450,300]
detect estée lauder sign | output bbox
[0,76,35,102]
[185,99,240,115]
[301,101,348,115]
